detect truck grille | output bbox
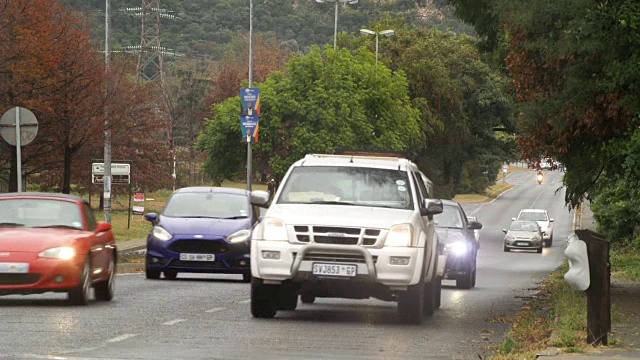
[293,226,381,246]
[294,252,378,264]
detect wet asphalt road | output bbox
[0,169,572,359]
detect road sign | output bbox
[92,162,130,184]
[92,174,130,184]
[92,162,131,176]
[0,107,39,146]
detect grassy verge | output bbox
[611,247,640,281]
[489,261,588,360]
[454,181,514,204]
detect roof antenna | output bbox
[350,155,354,163]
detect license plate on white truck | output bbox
[312,263,357,277]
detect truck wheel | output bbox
[398,281,424,324]
[300,294,316,304]
[434,277,442,309]
[278,288,298,311]
[251,278,278,318]
[424,278,439,315]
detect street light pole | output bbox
[247,0,254,191]
[375,32,379,67]
[359,28,395,71]
[333,1,338,49]
[316,0,358,50]
[104,0,112,223]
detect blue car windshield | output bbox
[163,193,249,218]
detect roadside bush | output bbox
[591,180,640,246]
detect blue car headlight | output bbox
[446,241,468,256]
[152,226,172,241]
[227,229,251,243]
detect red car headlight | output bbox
[39,247,76,260]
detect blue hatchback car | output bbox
[144,187,269,282]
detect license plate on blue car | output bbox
[179,253,215,261]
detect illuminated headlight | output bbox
[262,218,288,241]
[152,226,172,241]
[227,229,251,243]
[39,247,76,260]
[384,224,413,247]
[446,242,468,256]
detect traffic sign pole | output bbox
[0,107,39,193]
[15,108,22,192]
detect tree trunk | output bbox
[62,146,72,194]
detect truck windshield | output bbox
[277,166,413,210]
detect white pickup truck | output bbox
[250,153,444,324]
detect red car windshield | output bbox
[0,199,83,229]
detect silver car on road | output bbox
[502,220,543,253]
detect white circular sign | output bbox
[0,107,39,146]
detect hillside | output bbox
[62,0,474,60]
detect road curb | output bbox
[117,262,143,274]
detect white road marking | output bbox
[238,299,251,304]
[107,333,139,343]
[162,319,186,325]
[205,307,226,313]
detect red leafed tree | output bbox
[207,34,294,105]
[0,0,172,194]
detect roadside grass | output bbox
[489,261,588,360]
[87,181,268,242]
[610,247,640,281]
[454,181,514,204]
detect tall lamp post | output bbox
[359,28,395,68]
[316,0,358,50]
[104,0,112,223]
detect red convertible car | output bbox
[0,192,116,305]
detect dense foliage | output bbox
[198,46,423,184]
[448,0,640,243]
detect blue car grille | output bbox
[171,260,226,268]
[168,240,229,254]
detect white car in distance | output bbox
[512,209,554,247]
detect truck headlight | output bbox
[384,224,413,247]
[152,226,172,241]
[227,229,251,243]
[263,218,288,241]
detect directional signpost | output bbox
[0,107,39,192]
[91,160,133,228]
[240,87,260,191]
[91,162,131,184]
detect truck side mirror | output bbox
[564,233,590,291]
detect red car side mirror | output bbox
[95,222,112,233]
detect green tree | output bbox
[198,46,423,183]
[372,26,514,197]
